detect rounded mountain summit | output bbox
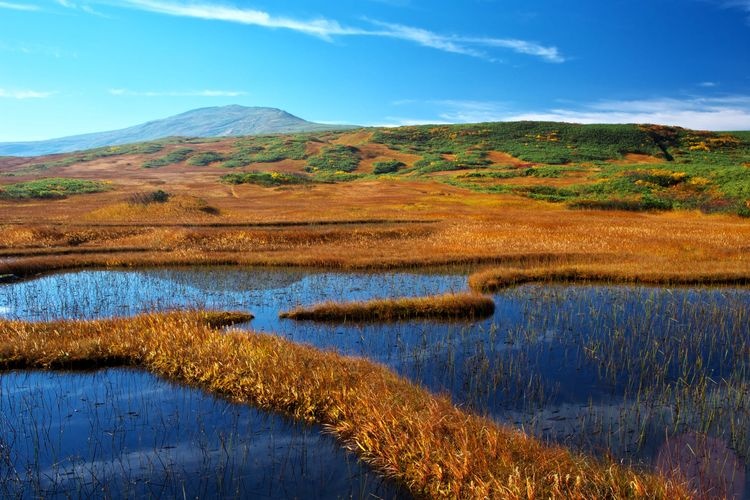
[0,106,351,157]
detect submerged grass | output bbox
[280,293,495,322]
[0,311,687,498]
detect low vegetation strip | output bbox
[279,293,495,322]
[0,311,687,498]
[469,266,750,293]
[221,171,312,187]
[0,178,109,200]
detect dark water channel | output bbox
[1,267,749,498]
[0,370,392,499]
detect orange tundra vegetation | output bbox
[0,311,689,498]
[2,187,750,284]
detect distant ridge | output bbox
[0,105,352,157]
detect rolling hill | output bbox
[0,105,349,157]
[0,121,748,217]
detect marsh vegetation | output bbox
[1,268,748,497]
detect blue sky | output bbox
[1,0,749,141]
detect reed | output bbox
[0,311,688,498]
[279,293,495,322]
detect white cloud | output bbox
[460,36,565,63]
[391,96,750,130]
[0,88,56,99]
[0,1,39,10]
[111,0,361,39]
[505,97,750,130]
[99,0,563,62]
[108,88,247,97]
[367,21,486,58]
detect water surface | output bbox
[0,369,400,499]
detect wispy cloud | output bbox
[469,38,564,63]
[391,99,511,123]
[432,99,510,122]
[704,0,750,21]
[366,22,563,62]
[368,21,485,58]
[505,96,750,130]
[378,117,452,127]
[97,0,564,62]
[0,1,40,11]
[0,41,72,58]
[0,88,56,99]
[392,96,750,130]
[109,88,248,97]
[717,0,750,11]
[54,0,111,18]
[109,0,361,39]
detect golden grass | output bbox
[0,311,688,498]
[469,265,750,293]
[85,195,220,222]
[279,293,495,322]
[1,173,750,297]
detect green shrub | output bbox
[0,178,109,200]
[414,154,459,173]
[625,169,688,187]
[454,150,491,168]
[373,160,405,175]
[306,145,361,172]
[188,152,225,166]
[221,171,312,187]
[570,197,673,212]
[221,136,310,168]
[143,148,194,168]
[372,122,666,164]
[128,189,170,205]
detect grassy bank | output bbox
[0,311,687,498]
[469,265,750,293]
[279,293,495,322]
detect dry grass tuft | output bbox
[279,293,495,322]
[0,311,689,499]
[85,195,220,222]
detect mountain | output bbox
[0,106,349,157]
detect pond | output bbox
[1,267,748,498]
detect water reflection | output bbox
[0,370,401,499]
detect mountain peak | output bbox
[0,106,347,157]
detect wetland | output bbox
[1,267,748,498]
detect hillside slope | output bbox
[1,121,748,217]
